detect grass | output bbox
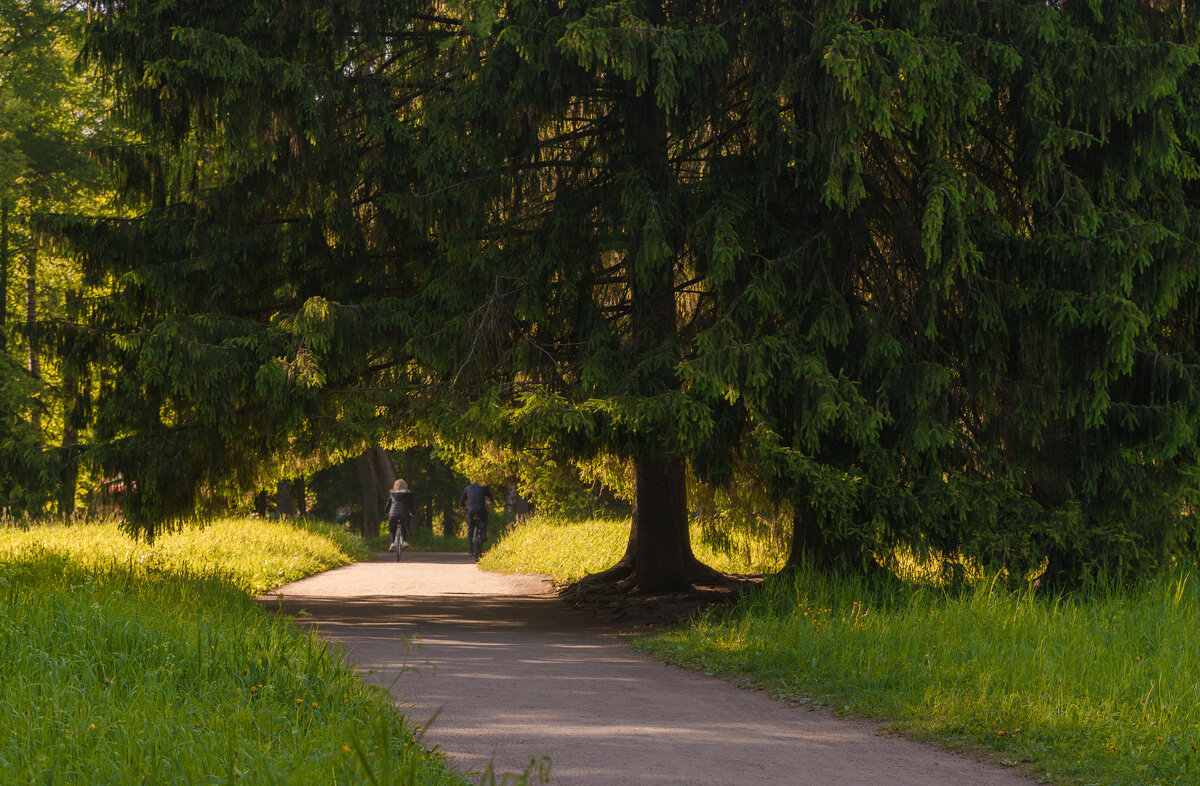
[487,514,1200,785]
[0,517,464,785]
[479,513,785,579]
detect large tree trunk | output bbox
[785,499,827,568]
[582,16,715,593]
[576,457,717,593]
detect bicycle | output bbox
[467,510,485,562]
[389,520,406,561]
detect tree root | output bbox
[559,563,763,629]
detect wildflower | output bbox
[312,702,319,709]
[343,745,351,753]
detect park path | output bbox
[260,552,1039,785]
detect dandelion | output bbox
[312,701,319,709]
[342,745,351,753]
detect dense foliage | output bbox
[33,0,1200,587]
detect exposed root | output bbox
[559,568,764,630]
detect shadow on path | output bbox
[261,552,1037,786]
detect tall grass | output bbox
[640,565,1200,786]
[0,518,463,785]
[0,517,365,595]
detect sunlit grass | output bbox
[479,514,785,579]
[640,565,1200,786]
[0,516,364,595]
[0,518,463,785]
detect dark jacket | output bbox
[460,483,493,513]
[385,490,413,519]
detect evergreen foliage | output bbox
[63,0,1200,587]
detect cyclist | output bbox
[459,480,494,559]
[386,479,414,551]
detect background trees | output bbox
[0,0,120,515]
[48,0,1200,589]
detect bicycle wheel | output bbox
[395,534,403,561]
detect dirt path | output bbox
[261,552,1039,785]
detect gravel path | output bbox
[261,552,1039,785]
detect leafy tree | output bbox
[0,0,116,515]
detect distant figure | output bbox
[386,479,414,551]
[460,480,494,559]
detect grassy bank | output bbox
[490,514,1200,785]
[480,514,784,579]
[0,517,463,785]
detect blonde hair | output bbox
[392,479,408,492]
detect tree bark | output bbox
[57,289,85,518]
[25,245,40,433]
[292,476,307,516]
[276,479,295,516]
[0,197,8,352]
[786,498,828,568]
[370,445,396,493]
[356,451,380,537]
[582,17,716,592]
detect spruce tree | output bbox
[71,0,1200,589]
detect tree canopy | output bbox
[45,0,1200,589]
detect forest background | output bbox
[5,0,1200,595]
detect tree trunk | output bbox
[356,451,381,537]
[25,246,39,432]
[292,476,307,516]
[58,289,85,518]
[442,506,455,538]
[581,25,716,593]
[0,197,8,352]
[578,457,718,593]
[276,479,295,517]
[254,490,270,517]
[369,445,396,493]
[786,498,828,568]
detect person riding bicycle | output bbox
[386,479,414,551]
[459,480,494,557]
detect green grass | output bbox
[641,566,1200,785]
[486,514,1200,785]
[479,513,784,579]
[0,518,463,785]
